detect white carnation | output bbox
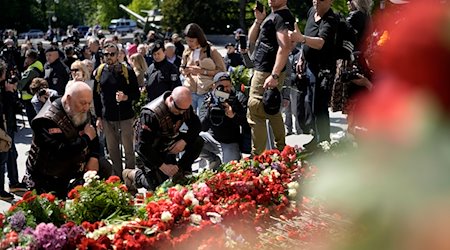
[288,188,297,199]
[184,190,195,201]
[287,181,299,190]
[190,214,202,225]
[161,211,173,222]
[206,212,222,224]
[319,141,331,152]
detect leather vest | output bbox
[142,91,190,151]
[27,99,88,178]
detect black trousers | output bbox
[136,135,204,189]
[303,67,333,143]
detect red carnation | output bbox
[106,175,121,184]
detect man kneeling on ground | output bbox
[24,81,111,198]
[123,86,203,193]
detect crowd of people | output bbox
[0,0,376,199]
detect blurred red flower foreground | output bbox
[0,146,327,249]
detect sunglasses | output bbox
[173,100,189,111]
[70,68,80,72]
[103,52,116,57]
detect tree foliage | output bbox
[127,0,157,15]
[161,0,231,33]
[91,0,132,28]
[0,0,378,34]
[0,0,131,32]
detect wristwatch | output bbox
[271,73,279,80]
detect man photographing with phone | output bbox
[247,0,295,155]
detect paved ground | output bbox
[0,110,347,212]
[4,34,347,211]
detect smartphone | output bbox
[256,1,264,13]
[239,34,247,50]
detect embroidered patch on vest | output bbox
[48,128,63,134]
[142,124,151,132]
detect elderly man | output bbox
[24,81,104,198]
[164,42,181,68]
[88,37,102,69]
[247,0,295,155]
[123,86,203,193]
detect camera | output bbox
[209,85,234,126]
[340,68,361,82]
[7,75,18,84]
[38,88,47,97]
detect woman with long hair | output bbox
[129,53,148,88]
[347,0,373,50]
[180,23,226,113]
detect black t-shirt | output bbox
[254,8,295,72]
[303,7,338,74]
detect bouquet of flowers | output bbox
[5,191,65,230]
[0,146,314,249]
[65,172,135,224]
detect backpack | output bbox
[95,63,130,94]
[95,63,130,84]
[334,13,357,61]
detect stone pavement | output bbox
[0,110,347,212]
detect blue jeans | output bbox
[0,152,7,192]
[283,87,301,134]
[6,127,19,185]
[191,93,205,114]
[199,132,241,170]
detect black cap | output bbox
[149,40,164,54]
[262,88,281,115]
[45,46,59,53]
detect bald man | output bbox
[24,81,105,198]
[123,86,203,193]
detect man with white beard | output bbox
[24,81,104,198]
